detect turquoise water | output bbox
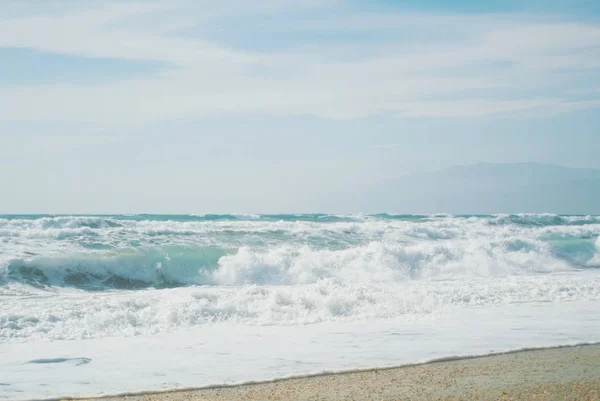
[1,213,599,292]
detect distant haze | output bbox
[351,163,600,214]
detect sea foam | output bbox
[2,214,600,400]
[1,214,599,341]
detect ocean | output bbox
[2,213,600,399]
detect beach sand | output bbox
[79,344,600,401]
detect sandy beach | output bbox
[77,344,600,401]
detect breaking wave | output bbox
[1,214,599,291]
[2,214,600,341]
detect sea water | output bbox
[1,214,600,399]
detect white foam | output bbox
[2,300,599,401]
[2,215,600,399]
[3,270,600,341]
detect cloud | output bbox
[0,2,257,66]
[372,144,403,149]
[0,1,599,124]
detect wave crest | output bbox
[3,234,598,291]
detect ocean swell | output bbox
[2,214,600,341]
[1,232,598,291]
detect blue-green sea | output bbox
[2,213,599,292]
[2,213,600,400]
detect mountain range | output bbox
[354,163,600,214]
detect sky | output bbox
[1,0,599,213]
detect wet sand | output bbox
[79,344,600,401]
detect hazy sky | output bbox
[1,0,599,213]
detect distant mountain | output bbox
[356,163,600,214]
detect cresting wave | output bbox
[3,237,600,291]
[1,214,600,341]
[1,214,599,290]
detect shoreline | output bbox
[68,343,600,401]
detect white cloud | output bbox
[0,1,599,124]
[0,2,258,66]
